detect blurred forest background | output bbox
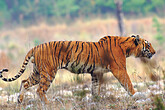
[0,0,164,26]
[0,0,165,109]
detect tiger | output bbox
[0,35,156,104]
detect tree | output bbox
[115,0,125,36]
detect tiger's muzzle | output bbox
[142,49,155,59]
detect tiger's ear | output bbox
[131,35,136,38]
[134,35,140,46]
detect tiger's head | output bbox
[131,35,156,59]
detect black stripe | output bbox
[8,78,14,81]
[76,42,84,60]
[41,44,44,50]
[61,59,63,68]
[50,42,56,70]
[66,44,74,60]
[65,45,74,69]
[105,36,108,39]
[48,72,55,79]
[66,50,71,60]
[33,67,39,74]
[91,74,98,82]
[58,41,64,61]
[102,37,107,41]
[87,65,92,72]
[117,40,125,55]
[90,44,93,58]
[90,63,95,74]
[31,75,39,84]
[28,56,31,59]
[71,62,75,69]
[58,41,61,45]
[26,79,30,85]
[82,51,90,72]
[20,69,25,73]
[65,61,70,68]
[93,42,99,52]
[101,41,104,47]
[45,42,48,48]
[54,42,58,51]
[53,41,56,47]
[15,74,20,78]
[23,62,28,65]
[65,41,72,52]
[78,67,82,73]
[109,37,120,67]
[114,37,116,46]
[90,55,95,73]
[108,36,111,39]
[29,76,34,85]
[98,42,101,46]
[3,78,7,81]
[73,42,84,66]
[100,41,105,51]
[92,42,102,65]
[76,56,81,66]
[53,42,58,68]
[120,37,130,44]
[75,41,79,53]
[101,38,106,41]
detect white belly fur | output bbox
[93,66,110,74]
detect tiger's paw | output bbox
[17,94,24,104]
[132,92,147,100]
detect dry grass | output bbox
[0,67,164,109]
[0,79,164,110]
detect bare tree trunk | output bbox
[115,0,125,36]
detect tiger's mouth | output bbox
[146,53,153,59]
[142,51,155,59]
[141,49,155,59]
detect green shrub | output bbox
[152,17,165,45]
[33,38,41,46]
[154,95,165,110]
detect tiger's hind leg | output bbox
[18,69,40,103]
[36,70,56,104]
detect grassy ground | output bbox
[0,79,164,110]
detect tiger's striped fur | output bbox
[0,35,156,104]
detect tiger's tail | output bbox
[0,48,34,82]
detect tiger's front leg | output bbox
[111,68,135,95]
[91,73,103,96]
